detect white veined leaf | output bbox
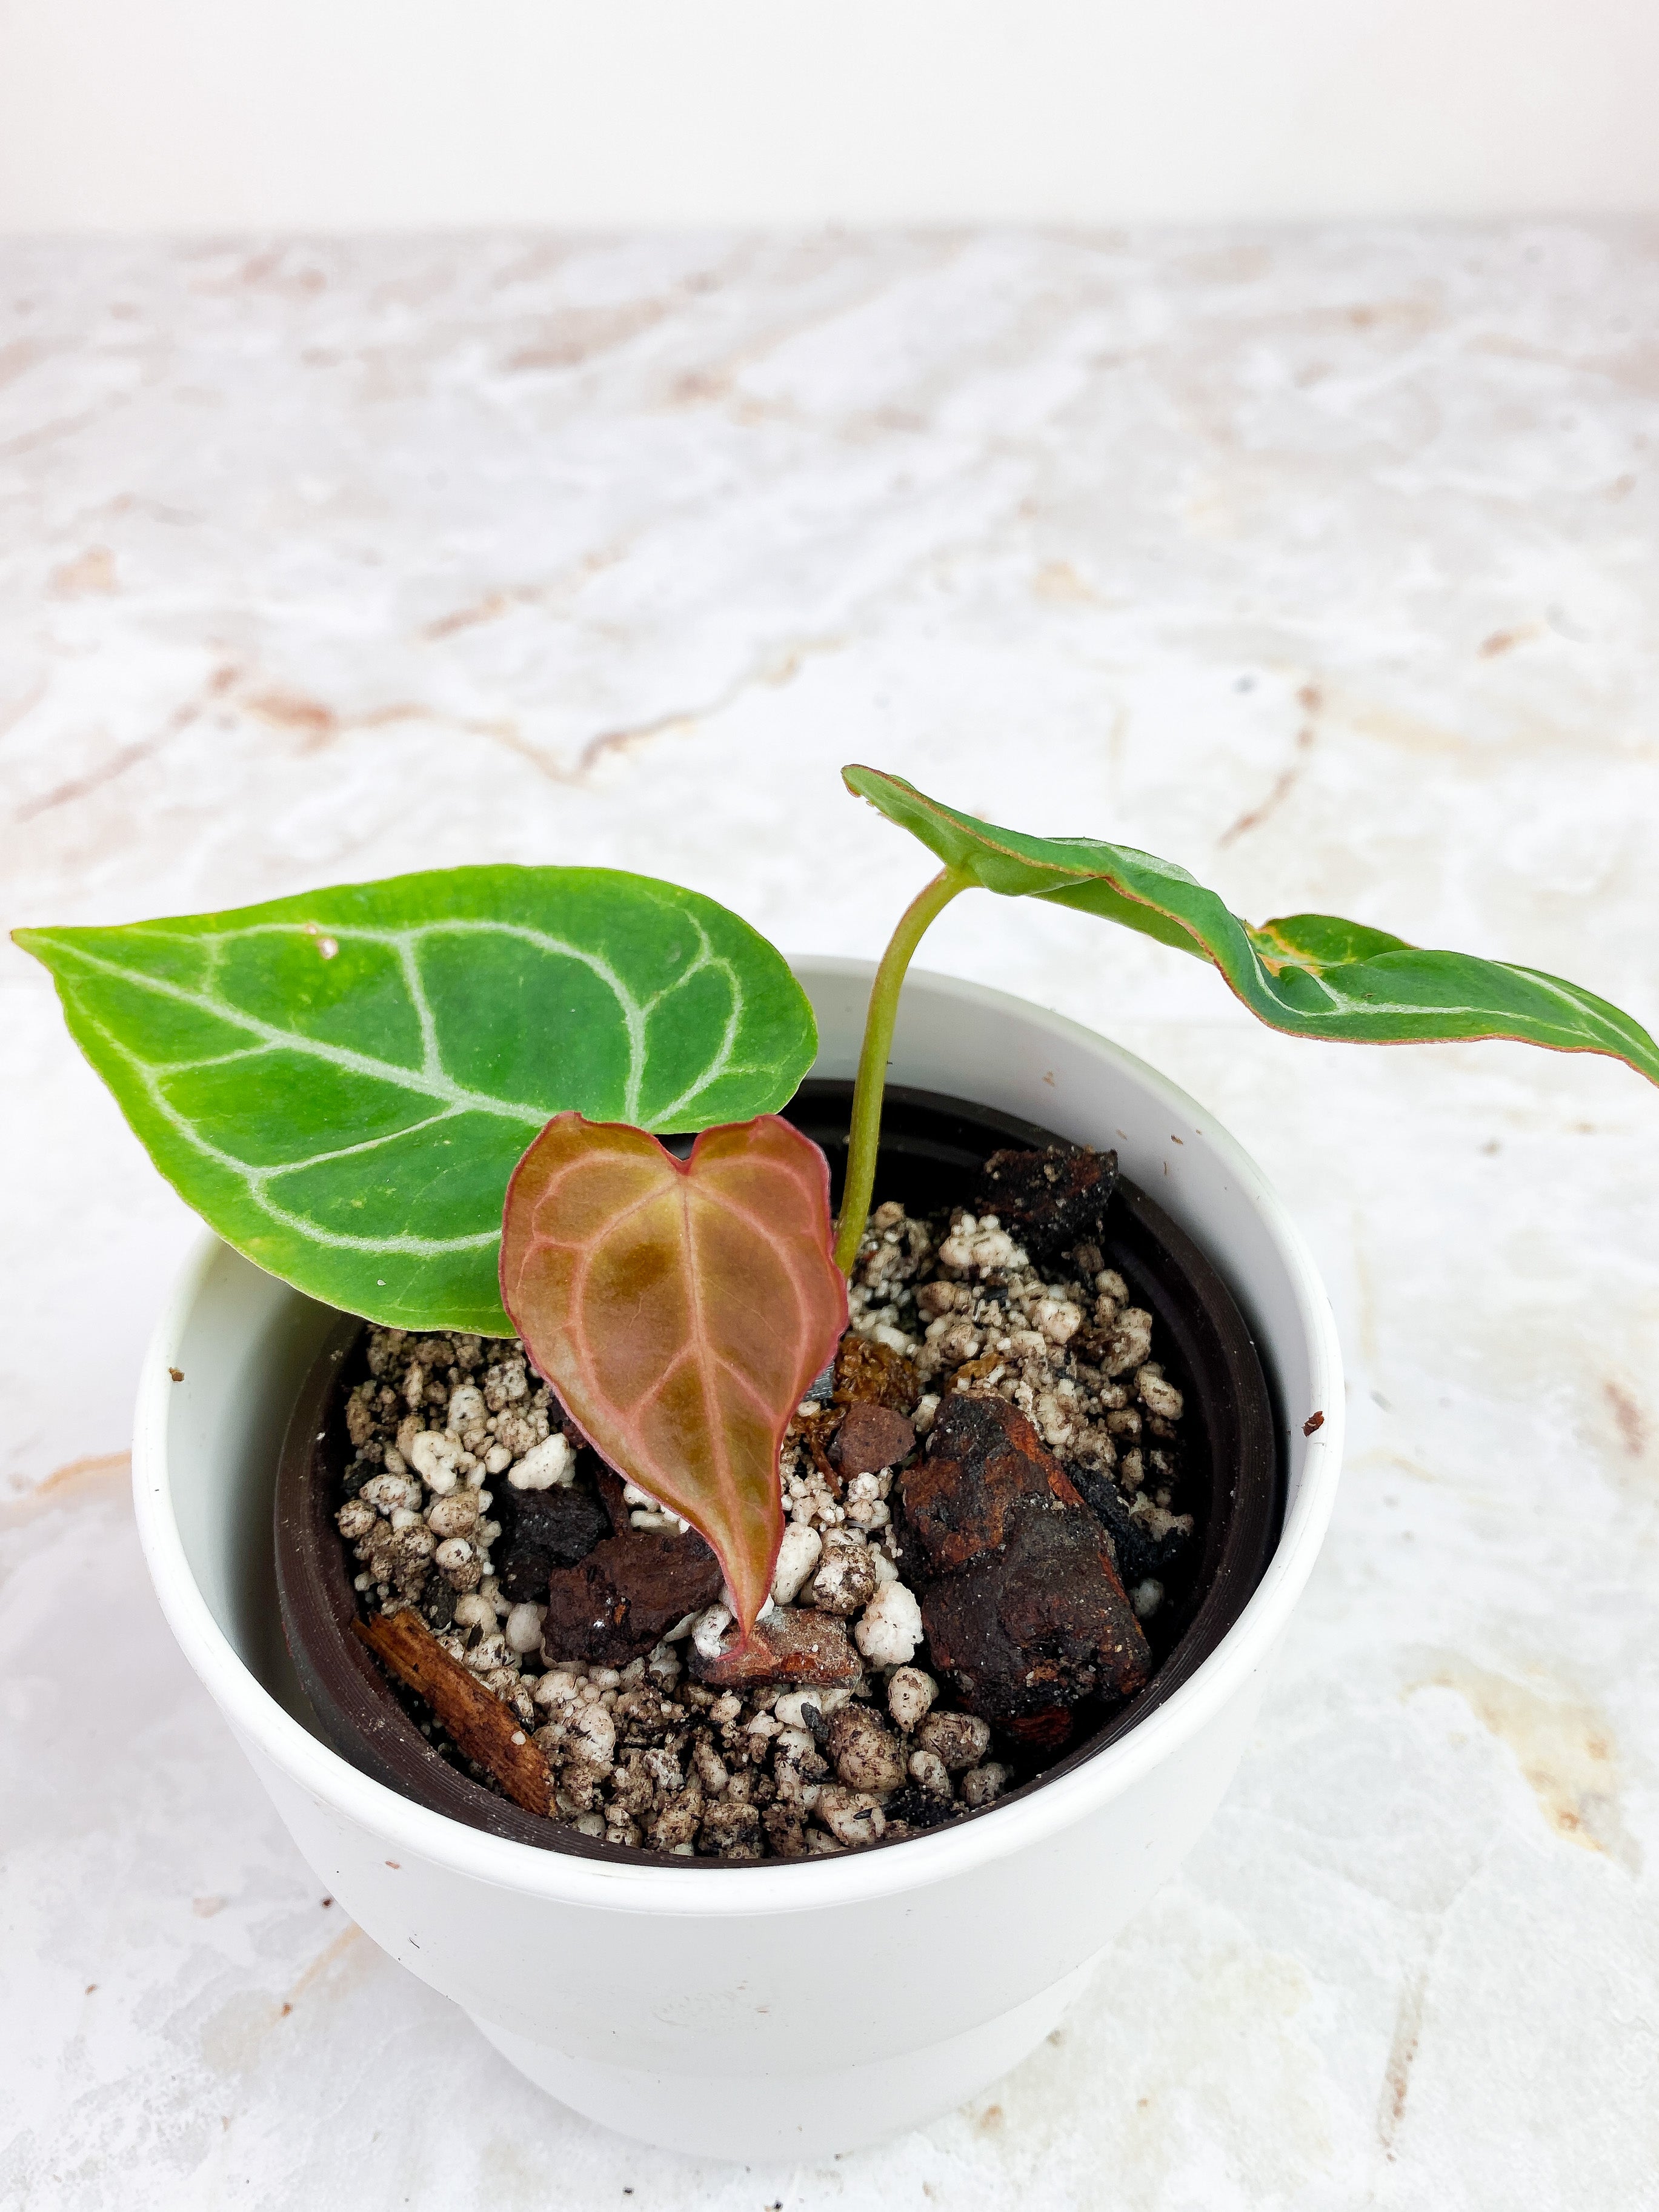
[17,865,817,1331]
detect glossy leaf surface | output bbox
[500,1114,847,1636]
[15,868,817,1331]
[844,766,1659,1084]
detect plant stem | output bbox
[834,865,972,1274]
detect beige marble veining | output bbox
[2,227,1658,2209]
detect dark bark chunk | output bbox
[542,1528,723,1668]
[917,1512,1149,1719]
[896,1393,1151,1721]
[971,1144,1119,1267]
[492,1484,611,1602]
[899,1391,1078,1576]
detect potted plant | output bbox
[17,765,1655,2161]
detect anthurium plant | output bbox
[18,768,1657,1642]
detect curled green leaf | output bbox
[15,866,817,1331]
[843,766,1659,1085]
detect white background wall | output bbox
[1,0,1657,231]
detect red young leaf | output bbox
[499,1114,847,1638]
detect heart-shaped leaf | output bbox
[845,766,1659,1084]
[499,1113,848,1637]
[15,867,817,1332]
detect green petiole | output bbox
[833,863,973,1274]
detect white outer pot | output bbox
[132,959,1343,2163]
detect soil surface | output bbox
[333,1146,1201,1858]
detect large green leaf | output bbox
[16,867,817,1331]
[843,766,1659,1084]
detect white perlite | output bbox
[508,1434,574,1490]
[771,1522,822,1605]
[854,1581,924,1667]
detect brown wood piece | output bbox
[353,1610,552,1818]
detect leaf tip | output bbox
[840,762,904,805]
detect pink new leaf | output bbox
[499,1113,848,1638]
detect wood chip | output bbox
[354,1609,552,1816]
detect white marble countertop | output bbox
[4,226,1658,2211]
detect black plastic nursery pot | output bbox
[274,1080,1284,1864]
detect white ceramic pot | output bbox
[132,958,1343,2163]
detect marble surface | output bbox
[4,226,1658,2210]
